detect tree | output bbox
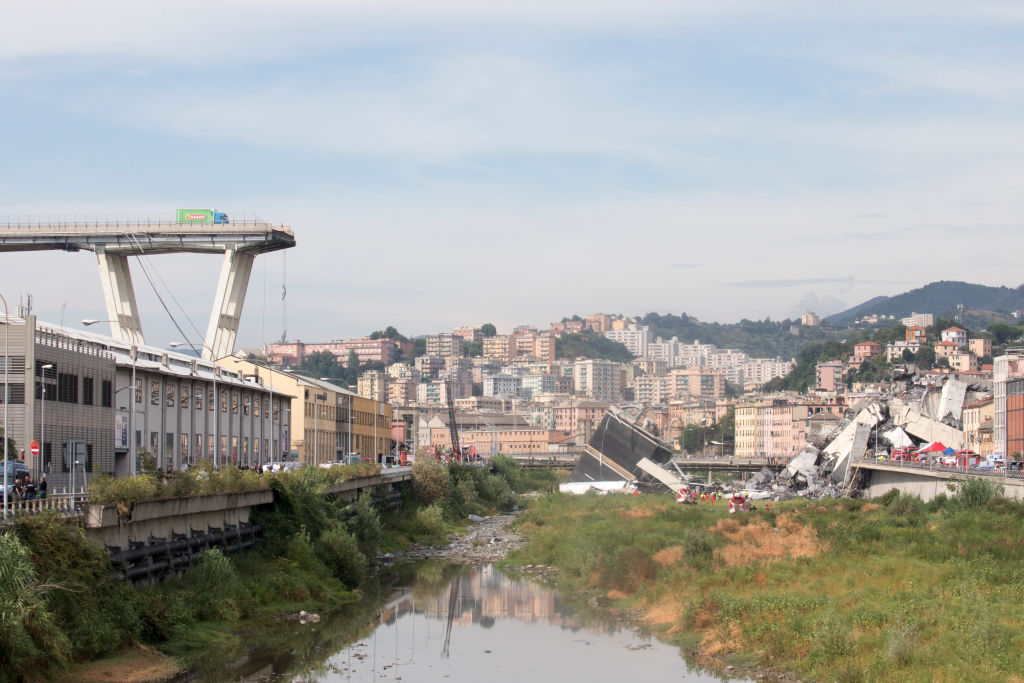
[301,350,344,381]
[370,325,408,342]
[480,323,497,337]
[346,350,360,372]
[914,345,935,369]
[901,348,915,362]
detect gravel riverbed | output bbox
[380,513,528,564]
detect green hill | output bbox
[828,281,1024,324]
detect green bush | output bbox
[952,477,1003,509]
[0,532,71,681]
[413,504,447,538]
[317,525,367,587]
[191,548,247,621]
[14,513,140,661]
[412,458,450,505]
[350,491,382,556]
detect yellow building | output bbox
[229,361,393,465]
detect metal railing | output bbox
[0,219,286,233]
[2,488,88,523]
[855,454,1024,480]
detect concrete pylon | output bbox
[202,249,255,361]
[95,247,146,344]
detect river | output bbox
[181,560,736,682]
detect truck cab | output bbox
[213,211,229,224]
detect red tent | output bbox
[916,441,948,453]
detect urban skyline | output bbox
[3,2,1024,345]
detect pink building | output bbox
[970,338,992,358]
[815,361,844,392]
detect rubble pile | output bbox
[728,374,993,501]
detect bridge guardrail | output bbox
[855,455,1024,480]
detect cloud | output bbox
[789,292,847,319]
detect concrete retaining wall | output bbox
[85,488,274,548]
[864,468,1024,503]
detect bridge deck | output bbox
[0,221,295,254]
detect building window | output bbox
[151,381,160,406]
[57,373,78,403]
[180,386,190,409]
[135,377,142,403]
[194,387,203,411]
[232,392,239,415]
[208,389,214,411]
[101,380,112,407]
[166,385,175,407]
[0,383,25,405]
[221,389,227,413]
[254,396,261,417]
[82,377,94,406]
[243,394,251,416]
[166,433,174,464]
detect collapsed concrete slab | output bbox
[882,427,914,449]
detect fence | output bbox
[1,488,88,523]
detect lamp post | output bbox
[169,342,240,468]
[83,319,138,475]
[1,293,9,522]
[40,363,53,486]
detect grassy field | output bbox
[507,481,1024,682]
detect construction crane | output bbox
[446,379,461,461]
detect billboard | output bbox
[176,208,214,223]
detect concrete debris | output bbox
[882,427,914,449]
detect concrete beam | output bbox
[203,249,255,361]
[95,248,145,344]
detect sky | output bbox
[2,1,1024,347]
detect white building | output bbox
[572,359,622,402]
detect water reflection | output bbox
[182,562,734,682]
[313,563,724,683]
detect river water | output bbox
[186,561,734,682]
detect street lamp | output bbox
[40,364,53,486]
[169,342,238,468]
[0,293,9,522]
[84,319,139,475]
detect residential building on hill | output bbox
[901,312,935,328]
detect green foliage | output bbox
[412,457,450,505]
[316,525,367,587]
[368,325,408,342]
[412,504,447,539]
[191,548,247,621]
[480,323,497,337]
[88,460,269,506]
[491,455,558,493]
[913,344,935,370]
[350,491,382,556]
[0,531,71,681]
[951,477,1003,508]
[555,331,633,361]
[13,513,140,663]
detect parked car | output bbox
[2,459,29,495]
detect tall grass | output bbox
[510,491,1024,681]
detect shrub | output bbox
[412,458,450,505]
[317,525,367,587]
[412,504,447,539]
[191,548,246,621]
[602,547,657,592]
[0,532,71,681]
[349,491,382,556]
[952,477,1003,509]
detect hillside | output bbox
[638,312,842,359]
[828,281,1024,324]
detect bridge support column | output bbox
[203,249,255,361]
[95,248,145,344]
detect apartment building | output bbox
[452,326,481,343]
[604,325,651,358]
[940,327,968,348]
[962,396,994,456]
[357,370,388,403]
[970,338,992,358]
[572,359,622,402]
[414,355,446,379]
[425,333,464,359]
[815,361,844,392]
[993,353,1024,457]
[886,340,922,362]
[483,335,514,362]
[667,367,726,401]
[387,378,417,407]
[483,375,522,398]
[901,313,934,328]
[906,326,928,344]
[551,401,609,438]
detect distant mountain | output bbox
[827,281,1024,324]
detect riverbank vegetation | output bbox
[87,460,380,506]
[509,479,1024,682]
[0,455,557,680]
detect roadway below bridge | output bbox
[672,456,788,474]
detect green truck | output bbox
[176,209,229,224]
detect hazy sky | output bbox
[2,1,1023,346]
